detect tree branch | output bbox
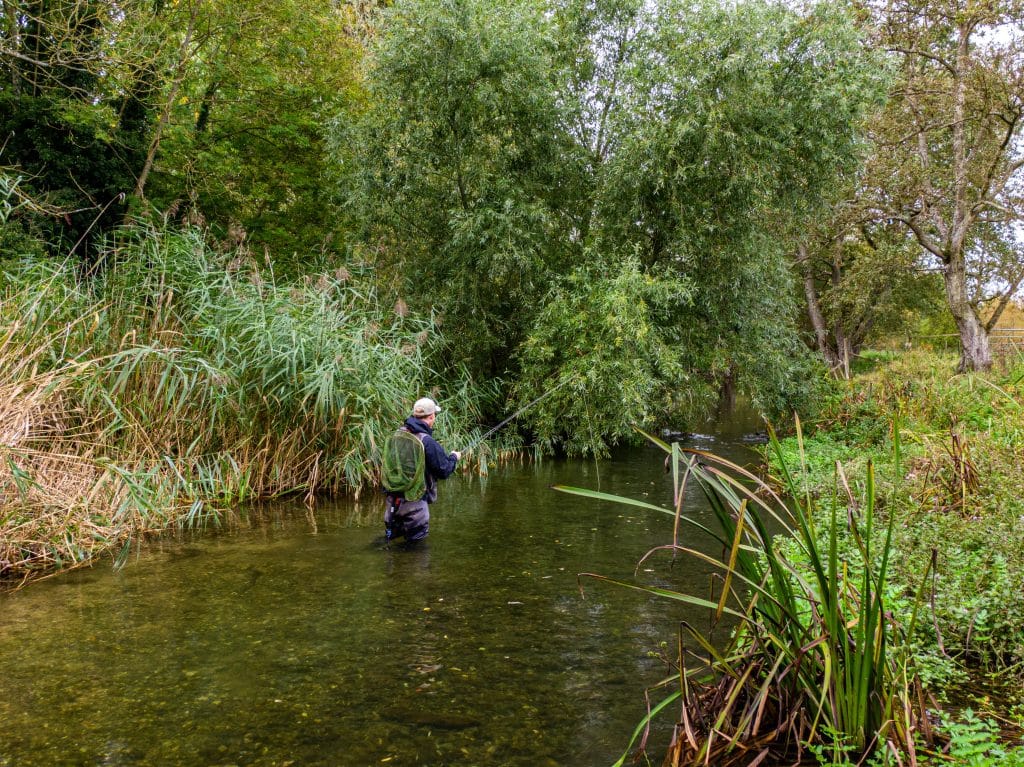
[898,214,947,262]
[886,46,956,77]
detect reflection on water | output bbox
[0,424,761,766]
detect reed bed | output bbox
[0,338,177,578]
[1,225,489,582]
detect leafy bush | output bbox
[514,259,696,455]
[927,710,1024,767]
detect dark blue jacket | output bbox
[403,416,458,503]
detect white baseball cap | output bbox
[412,397,441,417]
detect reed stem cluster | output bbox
[0,226,486,580]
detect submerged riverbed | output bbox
[0,426,762,767]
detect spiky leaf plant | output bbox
[555,422,935,766]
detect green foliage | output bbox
[597,0,888,406]
[733,285,834,421]
[0,1,153,255]
[0,0,362,266]
[555,427,932,765]
[514,259,696,454]
[335,0,579,379]
[769,351,1024,689]
[149,0,363,266]
[927,710,1024,767]
[337,0,887,445]
[799,218,949,366]
[0,173,47,261]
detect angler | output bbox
[381,397,460,544]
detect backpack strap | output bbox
[400,426,427,442]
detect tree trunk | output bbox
[3,0,21,95]
[133,3,199,202]
[943,259,992,372]
[797,244,842,372]
[830,250,851,379]
[717,366,737,416]
[945,21,990,373]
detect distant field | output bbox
[991,300,1024,356]
[889,300,1024,355]
[994,299,1024,328]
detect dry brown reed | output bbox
[0,338,190,581]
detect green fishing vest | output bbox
[382,428,427,501]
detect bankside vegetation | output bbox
[773,351,1024,686]
[557,348,1024,764]
[4,0,895,447]
[559,432,934,766]
[2,0,892,578]
[6,0,1022,442]
[763,350,1024,765]
[0,223,492,578]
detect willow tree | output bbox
[337,0,888,449]
[587,0,889,413]
[867,0,1024,372]
[334,0,586,382]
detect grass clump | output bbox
[1,224,494,582]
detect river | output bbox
[0,416,763,767]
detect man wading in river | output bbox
[381,397,460,544]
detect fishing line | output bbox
[584,394,601,490]
[461,374,576,453]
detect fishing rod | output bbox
[460,375,575,453]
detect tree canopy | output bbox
[336,0,888,448]
[4,0,1019,450]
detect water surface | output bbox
[0,425,762,766]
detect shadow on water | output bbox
[0,408,766,767]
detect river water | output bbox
[0,418,763,767]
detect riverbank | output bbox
[768,349,1024,760]
[0,229,498,583]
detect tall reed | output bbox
[556,423,934,766]
[1,224,489,581]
